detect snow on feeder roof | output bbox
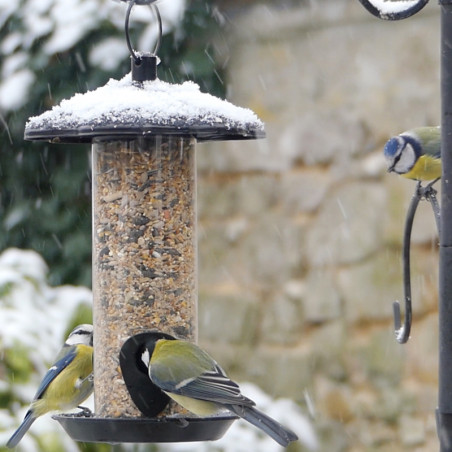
[25,73,265,143]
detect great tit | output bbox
[6,324,94,449]
[383,126,441,181]
[143,338,298,448]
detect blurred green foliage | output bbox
[0,0,225,287]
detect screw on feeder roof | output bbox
[125,0,162,82]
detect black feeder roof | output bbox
[24,74,265,143]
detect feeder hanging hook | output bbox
[124,0,162,82]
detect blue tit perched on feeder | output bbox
[384,126,441,181]
[142,338,298,448]
[6,324,94,449]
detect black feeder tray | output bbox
[26,54,264,444]
[53,414,238,444]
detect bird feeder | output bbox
[24,1,264,444]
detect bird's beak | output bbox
[387,165,394,173]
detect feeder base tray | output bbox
[53,414,237,444]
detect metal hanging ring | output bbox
[125,0,163,63]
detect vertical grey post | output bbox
[438,3,452,450]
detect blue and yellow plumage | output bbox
[6,324,93,449]
[143,338,298,448]
[383,126,441,181]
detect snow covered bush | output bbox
[0,248,93,451]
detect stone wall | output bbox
[197,1,441,450]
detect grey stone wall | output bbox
[197,1,440,450]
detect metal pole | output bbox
[438,3,452,450]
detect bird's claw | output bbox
[176,417,190,428]
[74,406,93,417]
[416,177,440,199]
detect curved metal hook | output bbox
[394,179,440,343]
[357,0,429,21]
[393,183,420,343]
[125,0,163,63]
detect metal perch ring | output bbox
[125,0,162,63]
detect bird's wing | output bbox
[152,358,254,407]
[33,346,77,400]
[182,364,255,406]
[423,132,441,159]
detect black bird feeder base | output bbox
[53,414,237,444]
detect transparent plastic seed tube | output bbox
[92,136,197,417]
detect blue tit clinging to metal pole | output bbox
[143,339,299,448]
[384,126,441,181]
[6,324,94,449]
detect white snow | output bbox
[0,69,35,111]
[88,38,130,71]
[367,0,425,15]
[1,53,29,78]
[0,248,92,361]
[43,0,99,54]
[25,74,264,134]
[1,33,22,55]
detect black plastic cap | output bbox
[131,54,158,82]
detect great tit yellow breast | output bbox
[165,393,220,416]
[402,154,441,181]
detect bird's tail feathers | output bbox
[6,410,36,449]
[228,404,298,447]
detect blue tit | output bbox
[143,339,298,448]
[383,126,441,181]
[6,324,94,449]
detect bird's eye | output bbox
[393,153,401,167]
